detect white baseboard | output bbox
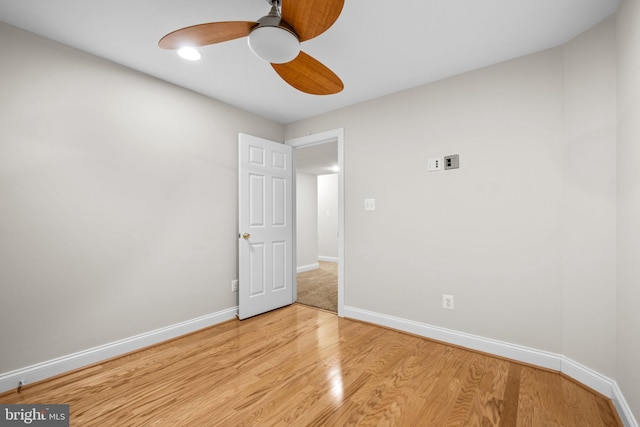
[318,256,338,263]
[612,382,639,427]
[343,305,637,427]
[0,306,238,394]
[297,263,319,273]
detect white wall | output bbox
[317,174,339,261]
[617,0,640,418]
[561,17,617,378]
[285,18,620,377]
[287,47,566,353]
[0,23,283,373]
[295,172,318,269]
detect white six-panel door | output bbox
[238,133,293,320]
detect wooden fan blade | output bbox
[272,51,343,95]
[281,0,344,42]
[159,22,258,49]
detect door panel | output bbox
[249,174,265,227]
[239,133,293,319]
[272,241,286,290]
[249,242,265,296]
[272,177,286,226]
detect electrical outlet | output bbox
[231,280,239,293]
[443,294,454,310]
[364,198,375,211]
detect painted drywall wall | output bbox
[317,174,339,260]
[0,23,283,373]
[287,46,566,354]
[286,17,620,377]
[617,0,640,417]
[561,17,617,378]
[295,172,318,269]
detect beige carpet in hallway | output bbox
[296,261,337,313]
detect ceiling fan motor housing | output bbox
[248,6,300,64]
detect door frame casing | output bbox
[286,128,345,317]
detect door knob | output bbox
[242,233,251,240]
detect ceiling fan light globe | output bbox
[248,26,300,64]
[177,47,201,61]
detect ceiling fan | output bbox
[159,0,344,95]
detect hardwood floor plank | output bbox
[499,362,522,427]
[0,304,621,426]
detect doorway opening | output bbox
[286,129,344,316]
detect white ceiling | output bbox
[0,0,619,124]
[296,141,338,176]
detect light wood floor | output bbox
[0,304,621,426]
